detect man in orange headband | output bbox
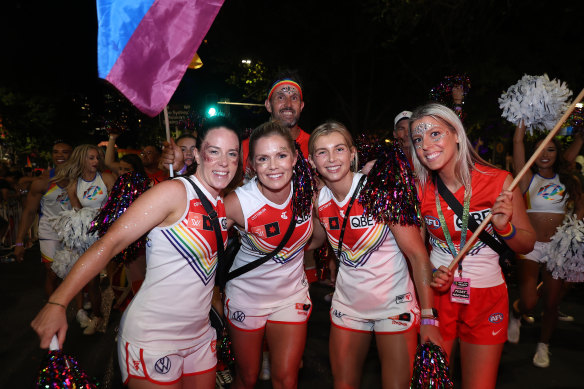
[242,71,310,173]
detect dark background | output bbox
[0,0,582,157]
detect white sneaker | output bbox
[259,352,270,381]
[507,314,521,344]
[557,311,575,322]
[76,309,90,328]
[533,342,550,368]
[83,316,102,335]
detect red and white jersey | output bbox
[119,176,227,350]
[318,173,417,319]
[225,177,312,311]
[419,165,509,288]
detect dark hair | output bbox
[120,153,147,176]
[177,133,196,144]
[267,69,304,97]
[248,121,295,166]
[530,136,582,208]
[52,140,73,148]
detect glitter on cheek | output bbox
[432,130,449,143]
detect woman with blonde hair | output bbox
[309,120,441,388]
[410,103,535,388]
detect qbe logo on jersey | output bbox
[350,215,375,229]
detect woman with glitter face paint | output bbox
[508,122,584,368]
[410,103,535,389]
[222,121,324,389]
[308,121,442,389]
[32,117,242,389]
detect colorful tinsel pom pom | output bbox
[410,342,453,389]
[88,171,151,264]
[37,348,98,388]
[429,74,471,104]
[292,143,317,221]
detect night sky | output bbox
[1,0,583,142]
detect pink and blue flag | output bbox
[97,0,224,117]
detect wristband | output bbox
[494,222,516,240]
[421,308,438,319]
[175,164,188,175]
[15,243,24,247]
[420,318,439,327]
[47,301,66,309]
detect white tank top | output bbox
[38,172,71,240]
[225,177,312,311]
[318,173,417,319]
[119,176,227,350]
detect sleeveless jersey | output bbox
[318,173,417,319]
[419,165,509,288]
[225,177,312,310]
[38,170,70,240]
[119,176,227,350]
[525,173,567,214]
[77,172,108,209]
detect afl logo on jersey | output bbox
[82,185,103,200]
[488,312,504,324]
[424,216,441,230]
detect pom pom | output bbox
[429,74,471,104]
[410,342,453,389]
[542,214,584,283]
[499,74,573,133]
[37,348,98,388]
[562,105,584,129]
[291,143,317,221]
[51,248,79,279]
[89,172,151,264]
[358,141,421,226]
[50,208,100,253]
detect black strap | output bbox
[337,175,367,258]
[185,176,297,281]
[184,177,225,259]
[435,176,507,256]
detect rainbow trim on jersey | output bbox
[241,217,312,265]
[328,223,391,268]
[162,220,218,285]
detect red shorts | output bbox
[434,282,508,345]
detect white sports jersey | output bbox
[225,177,312,311]
[77,172,108,209]
[119,176,227,350]
[38,172,71,240]
[318,173,418,320]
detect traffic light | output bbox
[206,106,218,117]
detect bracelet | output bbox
[47,301,66,309]
[432,268,439,277]
[15,243,24,247]
[420,318,439,327]
[494,222,516,240]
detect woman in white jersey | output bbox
[32,118,242,389]
[509,122,583,367]
[308,121,441,388]
[223,121,323,389]
[411,104,535,389]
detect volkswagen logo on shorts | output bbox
[232,310,246,322]
[154,356,171,374]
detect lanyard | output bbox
[435,186,471,276]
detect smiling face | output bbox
[310,131,355,186]
[410,116,459,173]
[83,148,101,175]
[252,134,297,199]
[265,84,304,129]
[52,143,73,165]
[178,137,197,166]
[193,127,240,197]
[534,140,558,171]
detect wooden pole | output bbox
[448,87,584,271]
[163,106,174,178]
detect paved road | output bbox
[2,246,583,388]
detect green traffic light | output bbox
[207,107,217,117]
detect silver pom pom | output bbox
[542,214,584,282]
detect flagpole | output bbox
[163,106,174,178]
[447,87,584,271]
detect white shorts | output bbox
[330,307,419,334]
[118,325,217,385]
[519,241,549,264]
[40,239,61,263]
[224,294,312,331]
